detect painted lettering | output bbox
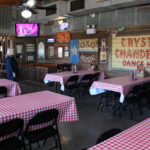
[134,38,140,47]
[121,38,126,47]
[115,49,120,58]
[128,38,133,47]
[141,37,146,47]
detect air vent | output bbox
[46,4,57,16]
[70,0,85,12]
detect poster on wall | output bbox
[70,40,79,64]
[100,38,107,63]
[79,38,98,52]
[112,35,150,70]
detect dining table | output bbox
[89,75,150,103]
[44,70,105,91]
[0,90,79,128]
[88,118,150,150]
[0,79,21,97]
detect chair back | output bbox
[126,84,142,97]
[0,86,7,95]
[25,109,58,131]
[92,72,100,82]
[65,75,79,89]
[96,128,122,144]
[80,74,93,87]
[62,63,71,72]
[57,64,63,72]
[0,118,24,138]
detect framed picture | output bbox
[26,44,35,52]
[48,46,55,58]
[65,46,69,51]
[27,55,34,62]
[64,51,69,57]
[58,47,63,58]
[16,45,23,54]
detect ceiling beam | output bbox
[0,0,21,7]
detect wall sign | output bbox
[79,38,98,52]
[56,32,70,43]
[112,35,150,70]
[79,52,98,64]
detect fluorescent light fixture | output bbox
[21,9,32,18]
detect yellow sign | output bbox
[79,38,98,52]
[112,35,150,70]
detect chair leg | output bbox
[97,95,103,111]
[29,143,32,150]
[129,104,133,120]
[138,101,143,115]
[43,138,47,145]
[37,142,40,148]
[57,131,62,150]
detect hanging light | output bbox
[21,9,32,18]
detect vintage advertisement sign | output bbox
[79,52,98,64]
[100,38,107,63]
[79,38,98,52]
[112,35,150,70]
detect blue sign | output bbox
[70,40,79,64]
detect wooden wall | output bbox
[2,24,150,80]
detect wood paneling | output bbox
[22,63,57,82]
[0,0,21,7]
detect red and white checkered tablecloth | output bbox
[0,79,21,97]
[0,91,79,127]
[88,118,150,150]
[91,75,150,96]
[44,70,105,85]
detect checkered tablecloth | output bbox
[0,91,79,127]
[90,76,150,103]
[88,118,150,150]
[44,70,105,91]
[0,79,21,97]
